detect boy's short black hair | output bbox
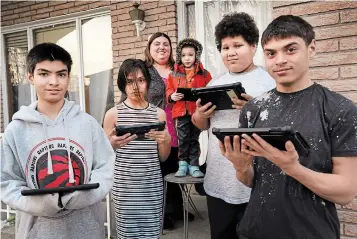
[117,59,151,94]
[261,15,315,47]
[26,43,73,74]
[215,12,259,52]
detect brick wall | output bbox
[1,0,110,131]
[110,0,177,103]
[273,2,357,238]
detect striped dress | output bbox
[112,102,163,239]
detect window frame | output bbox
[1,7,110,128]
[176,0,273,76]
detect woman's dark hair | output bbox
[144,32,175,69]
[27,42,73,74]
[261,15,315,47]
[215,12,259,52]
[117,59,151,101]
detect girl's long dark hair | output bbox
[117,59,151,103]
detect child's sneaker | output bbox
[188,165,204,178]
[175,161,189,177]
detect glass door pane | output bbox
[33,22,81,104]
[81,15,113,125]
[4,31,32,120]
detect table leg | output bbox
[161,180,168,235]
[179,184,190,239]
[188,193,203,220]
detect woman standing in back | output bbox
[145,32,194,229]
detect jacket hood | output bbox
[176,38,203,65]
[12,99,80,125]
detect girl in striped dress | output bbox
[103,59,171,238]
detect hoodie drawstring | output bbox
[63,110,75,183]
[40,110,75,184]
[41,115,54,175]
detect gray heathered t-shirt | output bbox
[204,66,276,204]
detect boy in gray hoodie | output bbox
[0,43,115,239]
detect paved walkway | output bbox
[1,193,210,239]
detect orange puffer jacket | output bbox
[166,63,212,119]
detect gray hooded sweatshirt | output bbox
[0,99,115,239]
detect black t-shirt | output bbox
[238,83,357,239]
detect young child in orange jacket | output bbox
[166,38,212,177]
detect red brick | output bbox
[2,13,19,21]
[158,1,174,7]
[111,15,118,22]
[116,42,135,50]
[54,2,75,11]
[88,1,109,9]
[315,24,357,40]
[345,223,357,236]
[14,16,32,24]
[2,9,14,16]
[13,6,30,14]
[341,9,357,23]
[340,37,357,51]
[30,2,49,10]
[140,2,158,10]
[113,31,134,39]
[37,6,55,14]
[110,3,117,10]
[145,6,166,16]
[272,6,291,19]
[1,3,18,11]
[70,4,90,13]
[112,19,132,27]
[341,65,357,78]
[317,79,357,92]
[111,8,131,16]
[311,51,357,67]
[159,11,176,20]
[146,19,166,28]
[136,53,145,60]
[19,10,36,18]
[343,198,357,211]
[272,1,310,8]
[338,210,357,224]
[142,26,159,35]
[303,12,339,27]
[49,1,68,6]
[1,20,14,26]
[119,48,143,56]
[159,24,176,32]
[316,39,338,53]
[31,12,50,21]
[118,24,135,32]
[75,1,90,6]
[166,5,176,12]
[167,18,176,25]
[116,1,136,9]
[291,2,357,16]
[117,13,130,21]
[145,14,159,22]
[50,9,70,17]
[309,67,339,80]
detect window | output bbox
[3,31,32,121]
[1,10,113,129]
[178,0,273,78]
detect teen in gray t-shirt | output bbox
[192,13,275,239]
[204,67,275,204]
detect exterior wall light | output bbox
[129,2,146,37]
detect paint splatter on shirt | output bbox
[238,83,357,239]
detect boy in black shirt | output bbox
[219,15,357,239]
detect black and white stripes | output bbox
[112,102,163,239]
